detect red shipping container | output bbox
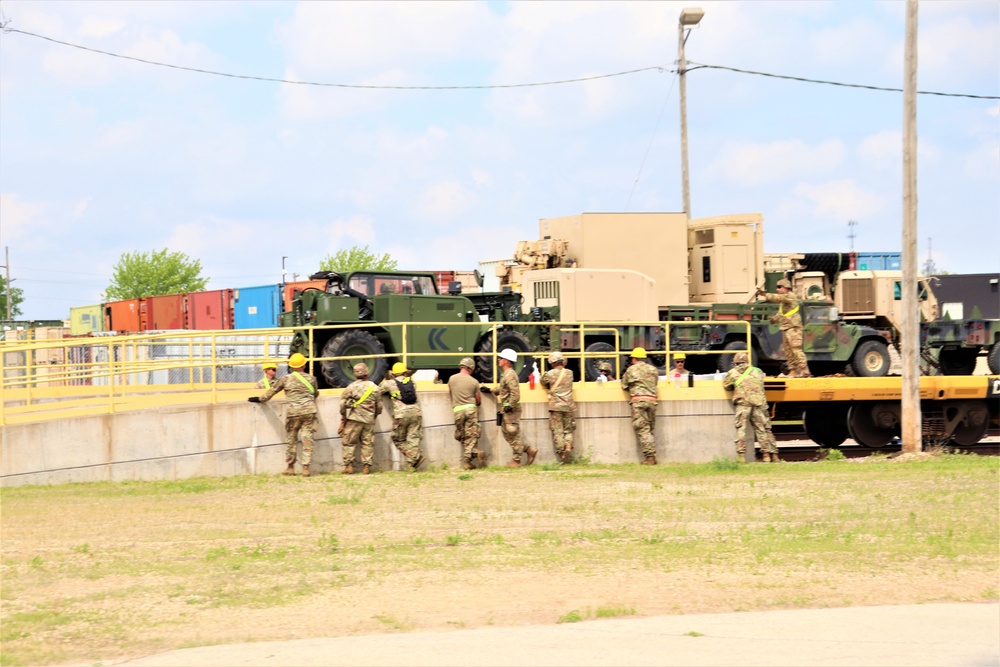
[188,289,234,330]
[145,293,187,331]
[105,299,146,333]
[282,280,328,312]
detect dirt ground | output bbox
[2,458,997,666]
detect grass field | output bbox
[1,453,998,666]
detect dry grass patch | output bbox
[1,455,997,666]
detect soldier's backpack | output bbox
[397,378,417,405]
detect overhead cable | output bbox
[3,26,996,99]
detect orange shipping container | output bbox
[282,280,328,311]
[105,299,146,333]
[145,293,187,331]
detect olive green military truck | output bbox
[281,271,535,388]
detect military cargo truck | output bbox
[280,271,535,388]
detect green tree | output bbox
[103,249,208,301]
[0,276,25,320]
[319,245,398,273]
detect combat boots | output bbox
[505,460,520,468]
[282,463,295,476]
[641,455,657,465]
[300,465,310,477]
[462,459,474,470]
[762,452,772,463]
[476,450,488,469]
[362,464,371,475]
[342,464,354,475]
[411,454,425,471]
[525,446,538,465]
[769,451,781,463]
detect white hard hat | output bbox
[498,348,517,363]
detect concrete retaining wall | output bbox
[1,380,741,487]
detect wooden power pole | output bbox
[901,0,921,453]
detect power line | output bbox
[3,26,996,99]
[686,61,998,100]
[0,27,671,89]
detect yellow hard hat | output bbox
[631,347,647,359]
[674,353,686,361]
[288,353,307,368]
[262,362,278,371]
[392,362,407,375]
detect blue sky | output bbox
[1,0,997,320]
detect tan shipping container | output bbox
[521,268,658,322]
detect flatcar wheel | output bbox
[949,401,989,447]
[847,402,896,449]
[803,406,848,447]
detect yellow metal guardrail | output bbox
[1,320,750,425]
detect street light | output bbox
[678,7,704,219]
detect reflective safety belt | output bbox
[292,371,317,395]
[453,403,476,412]
[354,382,375,406]
[780,303,799,317]
[734,366,754,387]
[261,376,271,390]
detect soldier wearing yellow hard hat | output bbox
[256,361,279,390]
[670,352,688,380]
[249,353,318,477]
[379,361,425,471]
[621,347,659,465]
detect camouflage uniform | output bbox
[340,377,381,469]
[764,289,811,377]
[722,359,779,461]
[255,374,275,390]
[540,365,575,461]
[380,376,423,468]
[448,371,483,467]
[256,371,319,468]
[496,366,531,463]
[620,360,659,459]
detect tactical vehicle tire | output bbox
[850,340,890,377]
[321,330,388,388]
[582,341,623,381]
[989,342,1000,375]
[937,348,978,376]
[474,330,534,384]
[803,405,848,447]
[717,340,759,373]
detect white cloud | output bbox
[73,198,92,218]
[0,193,46,243]
[792,179,885,221]
[77,16,126,39]
[709,139,846,187]
[329,217,377,248]
[417,182,478,221]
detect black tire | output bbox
[320,330,387,388]
[850,340,890,377]
[474,330,534,383]
[938,348,979,376]
[717,340,759,373]
[989,342,1000,375]
[803,406,848,447]
[583,341,624,381]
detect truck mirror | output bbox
[448,281,462,295]
[474,269,484,288]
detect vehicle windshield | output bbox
[348,274,437,297]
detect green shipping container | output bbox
[70,304,105,335]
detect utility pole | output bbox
[678,7,704,219]
[282,256,288,285]
[1,247,11,320]
[847,220,858,251]
[901,0,921,453]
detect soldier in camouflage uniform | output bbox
[540,351,575,463]
[485,348,537,467]
[256,362,278,389]
[448,357,485,469]
[722,351,780,462]
[249,353,318,477]
[380,362,425,471]
[339,362,382,474]
[758,278,812,378]
[596,361,614,382]
[620,347,660,465]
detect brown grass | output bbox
[1,455,998,666]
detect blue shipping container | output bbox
[856,252,901,271]
[233,284,282,329]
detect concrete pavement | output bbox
[107,603,999,667]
